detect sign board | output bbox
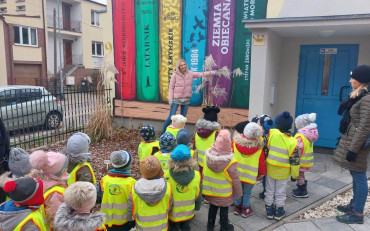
[320,48,337,54]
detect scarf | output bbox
[338,87,369,134]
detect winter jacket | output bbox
[62,149,95,184]
[54,203,106,231]
[168,70,213,101]
[127,178,173,221]
[296,124,319,171]
[333,92,370,172]
[0,118,10,203]
[0,201,42,231]
[203,148,242,207]
[168,168,203,211]
[31,170,69,228]
[194,119,220,143]
[232,132,267,178]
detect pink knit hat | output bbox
[30,150,69,176]
[212,129,232,153]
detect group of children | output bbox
[0,105,318,231]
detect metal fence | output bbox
[0,85,112,150]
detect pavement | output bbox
[188,152,370,231]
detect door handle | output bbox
[340,85,350,102]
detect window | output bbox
[0,7,6,13]
[16,5,25,11]
[91,10,99,26]
[0,0,6,4]
[16,0,25,2]
[92,41,103,56]
[13,25,38,46]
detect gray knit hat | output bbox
[67,132,90,154]
[110,150,132,170]
[243,122,263,139]
[295,113,316,129]
[9,148,31,177]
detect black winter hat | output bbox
[234,121,249,134]
[140,124,157,142]
[202,106,220,122]
[350,65,370,84]
[251,115,259,123]
[275,111,293,132]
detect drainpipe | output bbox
[41,0,48,87]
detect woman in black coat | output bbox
[333,65,370,224]
[0,117,10,203]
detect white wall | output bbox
[279,0,370,17]
[274,35,370,120]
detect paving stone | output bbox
[272,225,288,231]
[287,190,325,205]
[315,176,348,191]
[304,171,323,182]
[348,216,370,231]
[312,218,354,231]
[306,181,335,195]
[284,196,307,216]
[191,206,209,230]
[310,162,326,173]
[283,221,320,231]
[229,212,274,231]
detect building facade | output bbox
[244,0,370,147]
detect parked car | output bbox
[0,86,63,131]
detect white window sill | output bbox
[92,55,103,58]
[91,24,100,28]
[14,43,38,48]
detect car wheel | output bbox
[45,112,61,130]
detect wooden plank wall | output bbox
[114,99,249,127]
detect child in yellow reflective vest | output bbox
[265,111,299,221]
[292,113,318,198]
[61,132,96,185]
[167,144,202,230]
[30,150,69,228]
[0,177,48,231]
[154,132,177,177]
[138,124,160,162]
[127,156,173,231]
[98,150,136,231]
[203,129,242,231]
[54,181,107,231]
[165,114,187,138]
[233,122,266,218]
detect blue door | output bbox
[296,44,358,148]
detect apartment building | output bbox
[0,0,112,87]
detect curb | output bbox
[260,183,353,231]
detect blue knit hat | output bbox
[170,144,191,162]
[176,129,190,145]
[275,111,293,132]
[110,150,132,170]
[159,132,176,153]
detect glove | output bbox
[291,177,296,182]
[346,151,357,162]
[169,100,173,106]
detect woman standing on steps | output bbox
[333,65,370,225]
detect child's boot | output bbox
[292,182,308,198]
[241,206,254,218]
[274,206,286,221]
[265,204,274,220]
[220,219,234,231]
[234,204,242,215]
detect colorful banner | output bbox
[113,0,136,99]
[159,0,182,102]
[135,0,159,102]
[207,0,235,107]
[182,0,208,106]
[231,0,268,108]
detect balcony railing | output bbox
[47,14,82,33]
[72,54,83,65]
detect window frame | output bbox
[15,5,25,11]
[92,41,103,57]
[0,7,6,12]
[16,0,25,2]
[0,0,7,4]
[91,10,100,26]
[13,25,38,47]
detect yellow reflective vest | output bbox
[13,208,49,231]
[167,171,201,222]
[138,141,160,162]
[100,175,136,227]
[266,129,298,180]
[131,182,172,231]
[233,143,262,184]
[195,130,218,167]
[67,162,96,186]
[165,126,180,138]
[202,157,237,198]
[42,185,65,221]
[154,151,171,177]
[294,133,314,168]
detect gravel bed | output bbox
[297,180,370,220]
